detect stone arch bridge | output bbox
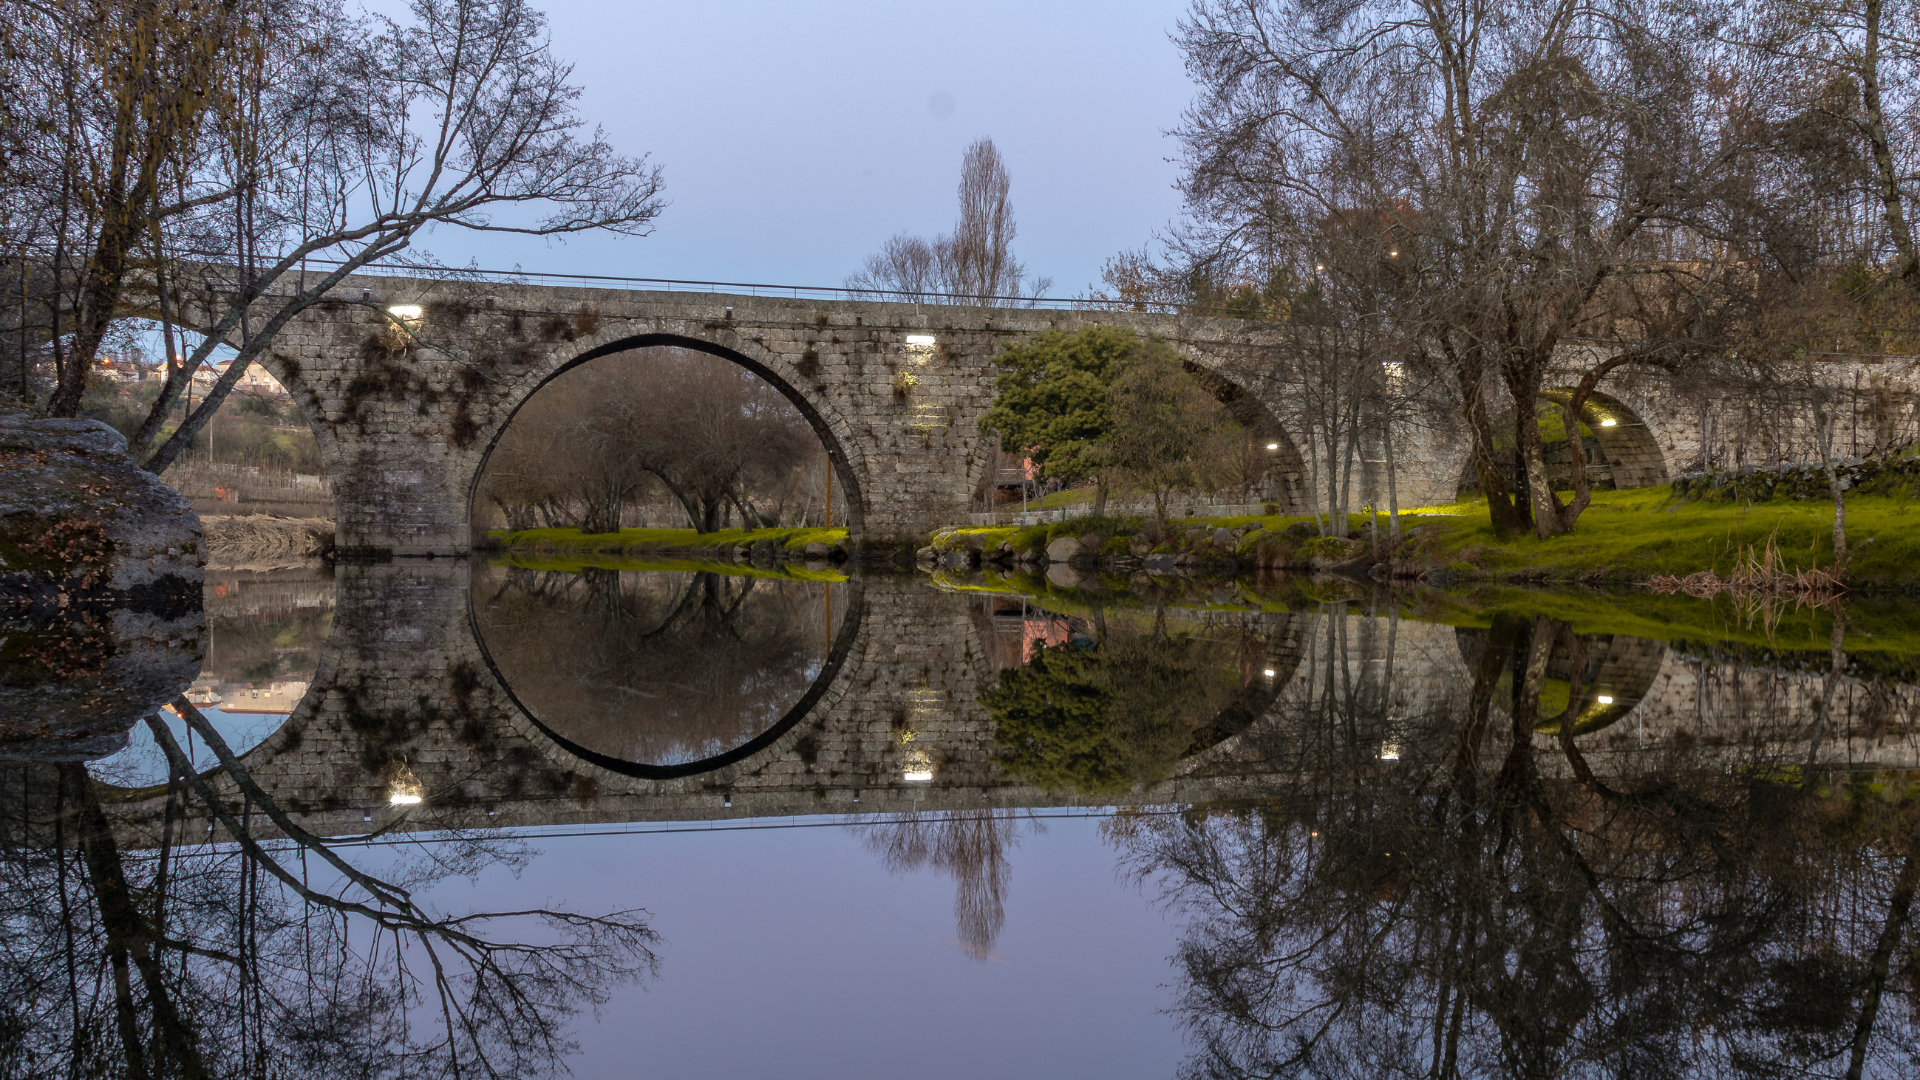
[247,271,1778,557]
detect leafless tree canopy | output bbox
[1153,0,1920,540]
[1,0,664,474]
[477,347,826,534]
[0,702,657,1079]
[847,138,1051,304]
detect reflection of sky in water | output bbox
[90,706,288,787]
[392,815,1183,1080]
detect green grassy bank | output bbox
[934,484,1920,590]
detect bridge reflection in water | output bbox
[18,559,1920,1076]
[61,553,1920,950]
[96,562,1920,843]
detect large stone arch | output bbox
[467,322,874,541]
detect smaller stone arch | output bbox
[1177,362,1315,515]
[1468,388,1671,496]
[1567,389,1669,490]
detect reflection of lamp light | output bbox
[1600,419,1618,427]
[1379,741,1402,761]
[1597,694,1614,704]
[902,747,934,782]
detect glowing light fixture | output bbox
[1379,741,1403,761]
[1266,442,1280,450]
[903,770,935,782]
[905,334,936,346]
[1600,418,1618,427]
[387,764,424,806]
[1597,694,1615,704]
[1389,250,1399,256]
[1263,668,1277,677]
[387,304,422,321]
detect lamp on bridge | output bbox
[388,764,425,806]
[387,304,423,325]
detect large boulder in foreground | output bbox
[0,405,203,595]
[1,405,205,760]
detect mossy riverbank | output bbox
[926,485,1920,591]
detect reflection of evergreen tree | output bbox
[984,626,1234,796]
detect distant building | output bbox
[212,359,288,396]
[94,358,150,383]
[180,675,312,715]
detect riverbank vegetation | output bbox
[928,483,1920,591]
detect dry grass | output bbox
[1648,532,1846,634]
[201,514,332,563]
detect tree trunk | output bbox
[1860,0,1920,283]
[1814,393,1849,567]
[1510,377,1564,538]
[1383,402,1401,548]
[58,763,208,1079]
[1459,368,1529,536]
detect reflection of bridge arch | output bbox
[1453,625,1667,737]
[472,328,870,541]
[471,571,866,781]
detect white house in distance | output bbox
[211,358,288,396]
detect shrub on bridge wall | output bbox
[1672,457,1920,504]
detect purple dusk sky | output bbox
[414,0,1196,296]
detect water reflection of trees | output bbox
[474,568,828,767]
[857,811,1028,961]
[1111,611,1920,1080]
[1,701,655,1078]
[981,607,1278,796]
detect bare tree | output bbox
[847,138,1050,305]
[0,699,657,1078]
[2,0,665,479]
[1723,0,1920,285]
[1171,0,1771,537]
[477,348,822,535]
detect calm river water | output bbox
[14,556,1920,1078]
